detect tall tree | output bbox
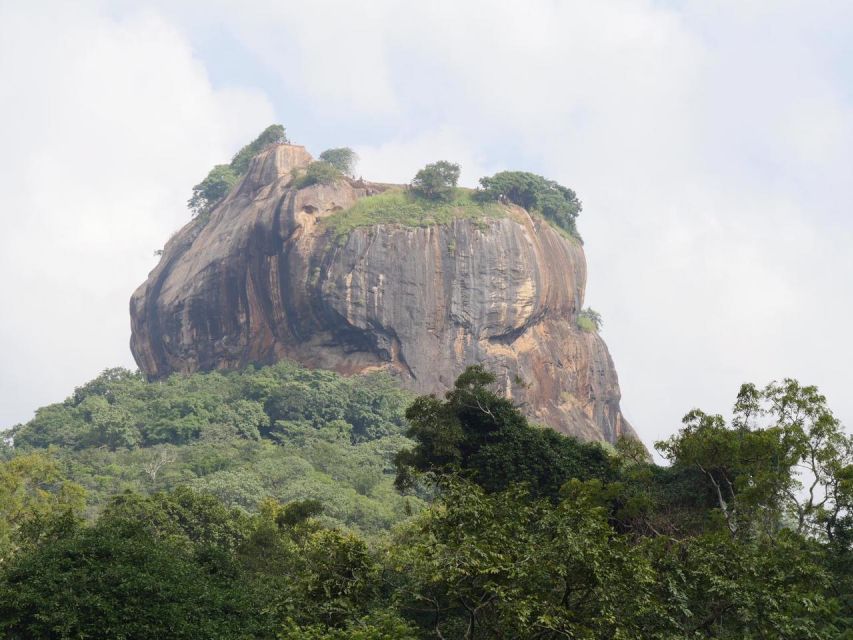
[395,366,615,497]
[658,378,853,540]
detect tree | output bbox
[188,124,288,218]
[478,171,581,235]
[101,487,250,552]
[411,161,460,202]
[78,395,138,450]
[140,445,177,482]
[229,124,288,175]
[0,512,253,639]
[7,360,418,535]
[644,528,838,638]
[388,479,666,639]
[292,161,342,189]
[0,453,85,562]
[319,148,358,176]
[395,366,615,497]
[657,378,853,540]
[188,164,238,217]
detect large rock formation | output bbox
[131,144,638,443]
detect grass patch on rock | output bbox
[321,188,508,243]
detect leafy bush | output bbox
[478,170,581,236]
[292,161,343,189]
[229,124,288,175]
[188,124,287,218]
[577,307,602,332]
[411,161,460,202]
[319,147,358,176]
[187,164,239,217]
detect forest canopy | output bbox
[1,365,851,638]
[6,361,418,533]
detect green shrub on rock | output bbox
[319,147,358,176]
[411,161,460,202]
[292,161,343,189]
[577,307,603,332]
[478,170,581,236]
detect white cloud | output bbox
[355,127,490,187]
[219,0,401,117]
[0,3,275,427]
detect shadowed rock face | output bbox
[130,144,639,444]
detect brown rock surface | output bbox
[130,144,639,444]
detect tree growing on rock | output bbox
[478,170,581,235]
[229,124,288,175]
[577,308,603,332]
[188,164,238,217]
[411,161,460,202]
[188,124,288,218]
[292,161,342,189]
[319,147,358,176]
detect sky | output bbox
[1,0,851,455]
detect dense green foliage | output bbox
[188,124,288,217]
[187,164,239,216]
[478,171,582,236]
[321,188,506,243]
[230,124,288,175]
[394,366,615,497]
[1,367,850,638]
[0,453,85,561]
[657,379,853,542]
[8,362,419,533]
[319,147,358,176]
[577,307,603,332]
[292,160,344,189]
[411,161,461,202]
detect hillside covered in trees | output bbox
[5,362,418,534]
[1,365,851,638]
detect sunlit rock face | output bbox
[130,144,638,444]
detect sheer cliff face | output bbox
[131,144,638,444]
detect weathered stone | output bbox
[130,144,639,444]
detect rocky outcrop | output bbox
[130,144,638,444]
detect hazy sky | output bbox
[1,0,851,455]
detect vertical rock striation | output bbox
[130,144,639,444]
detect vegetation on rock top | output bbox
[411,160,461,202]
[477,170,582,237]
[185,127,584,245]
[318,147,358,176]
[320,187,508,243]
[291,160,344,189]
[188,124,288,218]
